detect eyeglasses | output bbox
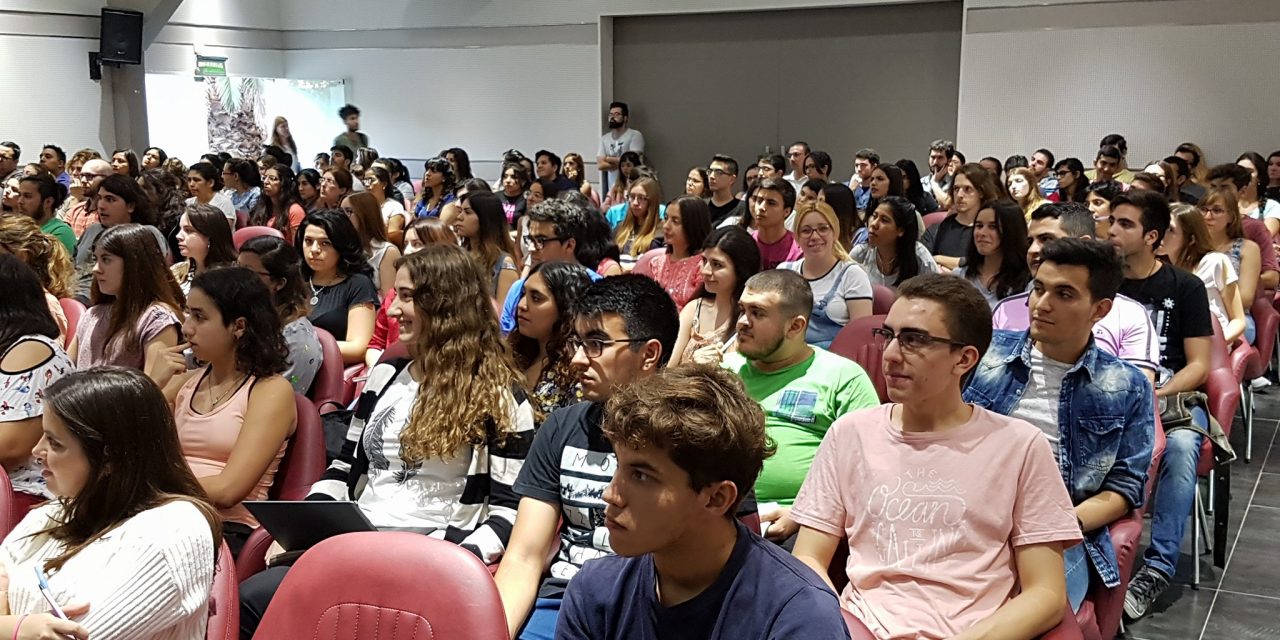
[568,335,651,359]
[871,327,967,354]
[707,168,735,178]
[522,234,567,250]
[1055,170,1072,177]
[1200,206,1228,216]
[627,193,649,202]
[799,225,833,237]
[319,177,337,185]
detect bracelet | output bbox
[12,613,27,640]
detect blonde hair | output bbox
[793,201,849,260]
[1007,167,1046,216]
[0,216,73,298]
[615,177,662,256]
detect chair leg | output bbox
[1243,384,1254,463]
[1206,466,1215,514]
[1196,481,1211,555]
[1192,483,1202,589]
[1213,464,1230,568]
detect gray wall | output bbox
[612,2,961,198]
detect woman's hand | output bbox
[16,604,91,639]
[690,344,723,366]
[146,343,188,389]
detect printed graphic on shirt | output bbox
[554,445,616,578]
[773,389,819,425]
[1143,297,1176,361]
[866,467,968,569]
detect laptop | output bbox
[245,500,378,554]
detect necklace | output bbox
[204,371,248,410]
[308,278,330,306]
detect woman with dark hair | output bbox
[0,216,74,342]
[509,260,592,417]
[238,236,321,394]
[605,151,642,207]
[1053,158,1088,203]
[574,210,625,277]
[1085,180,1125,237]
[562,152,599,208]
[185,162,235,222]
[0,255,72,511]
[1200,187,1261,342]
[634,195,710,308]
[953,199,1031,308]
[373,158,413,205]
[856,196,939,288]
[148,267,295,555]
[442,147,474,181]
[141,146,167,170]
[71,224,184,374]
[894,158,939,215]
[685,166,710,198]
[671,226,761,366]
[221,158,263,218]
[781,201,874,347]
[139,168,186,257]
[361,165,406,247]
[72,174,170,301]
[864,164,906,218]
[979,156,1004,189]
[110,148,141,178]
[1175,142,1208,186]
[455,191,519,301]
[342,191,401,295]
[295,168,322,213]
[295,210,378,365]
[317,168,352,210]
[1236,151,1280,233]
[258,164,306,240]
[413,157,459,220]
[171,203,237,295]
[238,247,536,637]
[819,182,860,251]
[0,366,220,639]
[497,161,529,228]
[1265,151,1280,203]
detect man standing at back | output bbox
[784,142,809,193]
[597,101,645,196]
[333,104,368,151]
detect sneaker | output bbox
[1250,376,1272,390]
[1124,566,1170,620]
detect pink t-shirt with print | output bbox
[790,404,1081,640]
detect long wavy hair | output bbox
[615,176,662,255]
[395,246,524,463]
[190,267,289,378]
[138,168,185,239]
[413,157,457,211]
[180,203,237,272]
[1166,203,1215,272]
[37,367,220,571]
[257,165,300,235]
[0,215,73,298]
[507,261,592,406]
[91,224,185,356]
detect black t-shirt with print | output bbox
[1119,263,1213,374]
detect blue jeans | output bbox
[1142,407,1208,578]
[1245,313,1256,345]
[518,598,561,640]
[1065,543,1089,612]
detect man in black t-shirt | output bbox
[706,154,742,227]
[1107,190,1213,621]
[495,275,681,640]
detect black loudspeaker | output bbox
[88,52,101,80]
[99,8,143,65]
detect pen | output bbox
[34,566,68,620]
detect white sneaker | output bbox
[1250,377,1272,390]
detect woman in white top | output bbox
[363,165,406,247]
[1234,152,1280,235]
[184,162,235,224]
[853,196,939,288]
[779,201,873,347]
[170,203,237,296]
[342,192,401,296]
[0,366,220,640]
[1162,204,1248,344]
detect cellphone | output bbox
[34,566,68,620]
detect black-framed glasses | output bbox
[707,167,735,178]
[522,234,567,250]
[871,327,967,354]
[1055,170,1072,177]
[568,335,651,359]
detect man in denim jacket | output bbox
[965,238,1154,612]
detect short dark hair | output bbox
[744,269,812,320]
[527,198,588,244]
[953,150,967,164]
[1033,148,1055,166]
[1162,155,1191,179]
[1096,145,1123,162]
[855,148,880,165]
[536,149,562,171]
[338,104,360,119]
[930,139,955,159]
[1038,237,1123,303]
[710,154,738,176]
[330,145,354,161]
[758,153,786,173]
[1004,155,1029,171]
[609,101,629,117]
[1099,133,1127,156]
[809,151,832,175]
[1031,201,1095,239]
[43,144,66,163]
[1206,163,1251,190]
[603,364,774,516]
[1109,189,1171,249]
[898,273,992,362]
[0,141,20,160]
[755,177,796,210]
[573,274,679,366]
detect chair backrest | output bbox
[870,284,896,315]
[232,225,285,250]
[0,469,13,541]
[1207,316,1230,371]
[253,531,508,640]
[270,395,328,501]
[829,314,889,402]
[207,542,238,640]
[921,210,949,230]
[307,328,345,412]
[1249,295,1278,366]
[58,297,86,345]
[235,210,249,230]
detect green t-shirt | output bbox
[41,217,76,255]
[723,347,879,505]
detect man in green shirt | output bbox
[18,174,75,254]
[333,103,369,151]
[722,269,879,546]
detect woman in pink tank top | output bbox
[150,266,297,557]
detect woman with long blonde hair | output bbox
[0,216,74,342]
[237,245,536,637]
[614,176,663,270]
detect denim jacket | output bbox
[964,330,1154,587]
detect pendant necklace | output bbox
[309,279,330,306]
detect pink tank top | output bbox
[175,368,287,527]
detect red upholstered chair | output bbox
[235,210,249,230]
[308,328,346,414]
[58,297,85,345]
[207,543,238,640]
[829,314,889,402]
[1190,319,1238,587]
[342,364,365,407]
[251,532,508,640]
[922,210,949,230]
[1238,297,1278,462]
[232,225,284,250]
[870,285,896,315]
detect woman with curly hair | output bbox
[0,215,74,342]
[238,244,537,636]
[412,156,458,220]
[509,260,592,417]
[148,267,296,555]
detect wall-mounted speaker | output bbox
[100,8,143,65]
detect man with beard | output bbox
[597,101,645,196]
[721,270,878,548]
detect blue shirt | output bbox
[854,184,872,211]
[500,267,603,335]
[557,521,850,640]
[964,330,1154,587]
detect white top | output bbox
[1,500,215,640]
[852,242,940,287]
[185,192,235,223]
[1244,198,1280,222]
[0,335,71,498]
[598,128,644,191]
[1193,252,1238,332]
[381,198,406,225]
[779,258,874,326]
[1009,346,1072,459]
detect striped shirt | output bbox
[308,358,535,564]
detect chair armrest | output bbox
[234,527,275,583]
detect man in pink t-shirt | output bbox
[750,178,803,270]
[791,274,1081,640]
